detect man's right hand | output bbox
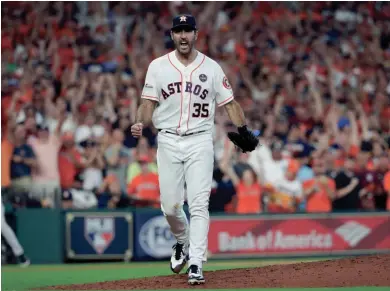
[131,123,143,138]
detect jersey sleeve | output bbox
[141,62,159,102]
[214,64,234,107]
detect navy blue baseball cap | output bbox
[171,14,197,31]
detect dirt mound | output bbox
[43,254,390,290]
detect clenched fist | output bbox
[131,122,143,138]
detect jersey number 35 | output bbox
[192,103,209,118]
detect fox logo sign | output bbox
[139,216,176,258]
[85,217,115,254]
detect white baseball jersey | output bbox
[141,50,234,135]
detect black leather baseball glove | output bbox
[227,125,259,153]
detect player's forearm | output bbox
[136,99,157,125]
[224,100,246,127]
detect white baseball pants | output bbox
[157,131,214,268]
[1,195,24,257]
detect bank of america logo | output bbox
[335,221,371,247]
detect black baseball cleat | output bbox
[187,265,205,285]
[170,242,188,274]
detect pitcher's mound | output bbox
[44,254,390,290]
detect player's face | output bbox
[171,27,198,56]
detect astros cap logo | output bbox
[171,14,197,31]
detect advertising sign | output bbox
[208,213,390,258]
[65,212,133,260]
[134,210,177,260]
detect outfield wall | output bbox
[13,208,390,264]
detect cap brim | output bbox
[171,24,196,31]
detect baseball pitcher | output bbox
[131,14,258,285]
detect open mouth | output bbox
[180,42,189,49]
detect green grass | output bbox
[2,259,390,291]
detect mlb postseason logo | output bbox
[84,217,115,254]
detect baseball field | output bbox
[2,255,390,291]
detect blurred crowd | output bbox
[1,2,390,214]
